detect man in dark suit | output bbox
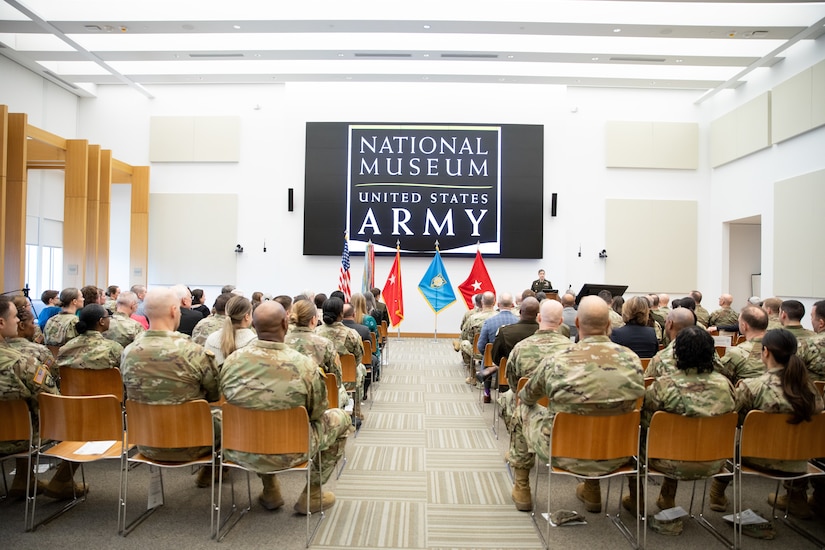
[370,287,390,326]
[172,284,203,337]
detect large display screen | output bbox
[303,122,543,257]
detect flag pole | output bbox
[396,239,401,341]
[433,240,439,342]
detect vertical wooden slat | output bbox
[64,139,89,289]
[5,112,28,292]
[0,105,8,292]
[129,166,150,287]
[85,144,101,285]
[98,150,112,286]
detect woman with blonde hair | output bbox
[204,295,256,365]
[285,299,347,407]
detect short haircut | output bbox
[648,294,659,307]
[41,290,59,304]
[481,292,496,307]
[522,289,537,300]
[762,297,782,314]
[597,290,613,303]
[106,285,119,297]
[741,305,768,331]
[81,285,99,306]
[274,295,293,312]
[314,293,327,309]
[0,296,14,319]
[212,292,231,314]
[780,299,805,322]
[690,290,703,304]
[813,300,825,322]
[117,291,138,307]
[221,285,236,294]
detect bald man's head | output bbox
[538,299,563,330]
[498,293,514,309]
[342,303,355,320]
[561,293,575,307]
[144,288,181,331]
[252,301,288,342]
[519,297,540,321]
[665,307,696,339]
[576,296,610,337]
[481,291,496,308]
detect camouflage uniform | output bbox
[285,327,347,407]
[643,370,735,478]
[316,322,365,401]
[57,331,123,370]
[735,367,824,472]
[646,341,724,379]
[0,343,59,455]
[103,311,145,347]
[5,337,58,381]
[121,330,220,461]
[695,305,710,328]
[767,316,783,331]
[785,325,816,341]
[608,308,625,329]
[191,314,228,346]
[511,335,644,473]
[459,310,496,367]
[717,337,764,384]
[797,333,825,381]
[709,306,738,328]
[220,340,353,483]
[43,312,79,346]
[503,330,572,464]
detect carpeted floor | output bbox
[1,337,823,549]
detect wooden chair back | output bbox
[551,410,640,461]
[362,339,373,366]
[46,345,60,359]
[740,410,825,462]
[339,354,357,385]
[515,376,548,407]
[325,373,339,409]
[369,332,377,353]
[472,333,479,357]
[59,366,124,402]
[497,357,508,388]
[483,343,494,368]
[647,411,737,462]
[715,345,727,358]
[0,399,32,442]
[639,357,651,370]
[644,377,655,388]
[222,403,309,456]
[38,393,123,443]
[814,380,825,397]
[124,399,213,449]
[379,321,388,346]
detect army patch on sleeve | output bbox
[34,364,49,385]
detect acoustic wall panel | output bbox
[710,92,771,167]
[148,193,238,286]
[149,116,240,162]
[605,199,697,293]
[605,121,698,169]
[772,68,813,144]
[812,59,825,132]
[774,169,825,297]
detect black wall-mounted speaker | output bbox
[288,188,294,212]
[550,193,557,217]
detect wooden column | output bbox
[129,166,150,287]
[84,144,101,285]
[5,112,28,292]
[64,139,89,289]
[97,150,112,286]
[0,106,7,293]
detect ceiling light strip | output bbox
[4,0,154,98]
[695,14,825,104]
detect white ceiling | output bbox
[1,0,824,101]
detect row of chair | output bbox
[2,393,325,547]
[527,404,825,550]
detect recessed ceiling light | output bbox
[253,53,261,57]
[338,53,344,57]
[498,78,505,82]
[345,76,352,80]
[650,81,656,86]
[423,53,430,57]
[675,59,683,63]
[233,25,241,30]
[592,57,599,61]
[423,25,431,30]
[422,76,429,80]
[613,28,621,33]
[507,55,514,59]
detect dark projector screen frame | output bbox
[303,122,544,258]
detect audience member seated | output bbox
[57,304,123,370]
[609,296,658,358]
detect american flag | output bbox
[338,238,351,301]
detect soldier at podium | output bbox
[530,269,553,293]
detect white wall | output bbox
[4,36,825,334]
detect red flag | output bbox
[458,249,496,309]
[382,247,404,326]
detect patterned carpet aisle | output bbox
[314,338,543,550]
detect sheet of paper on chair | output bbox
[75,440,117,455]
[654,506,688,521]
[723,509,768,525]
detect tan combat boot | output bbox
[511,468,533,512]
[294,482,335,515]
[258,474,285,510]
[656,477,679,510]
[44,461,89,500]
[768,483,812,519]
[621,477,644,515]
[709,478,729,512]
[576,479,602,513]
[8,458,47,498]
